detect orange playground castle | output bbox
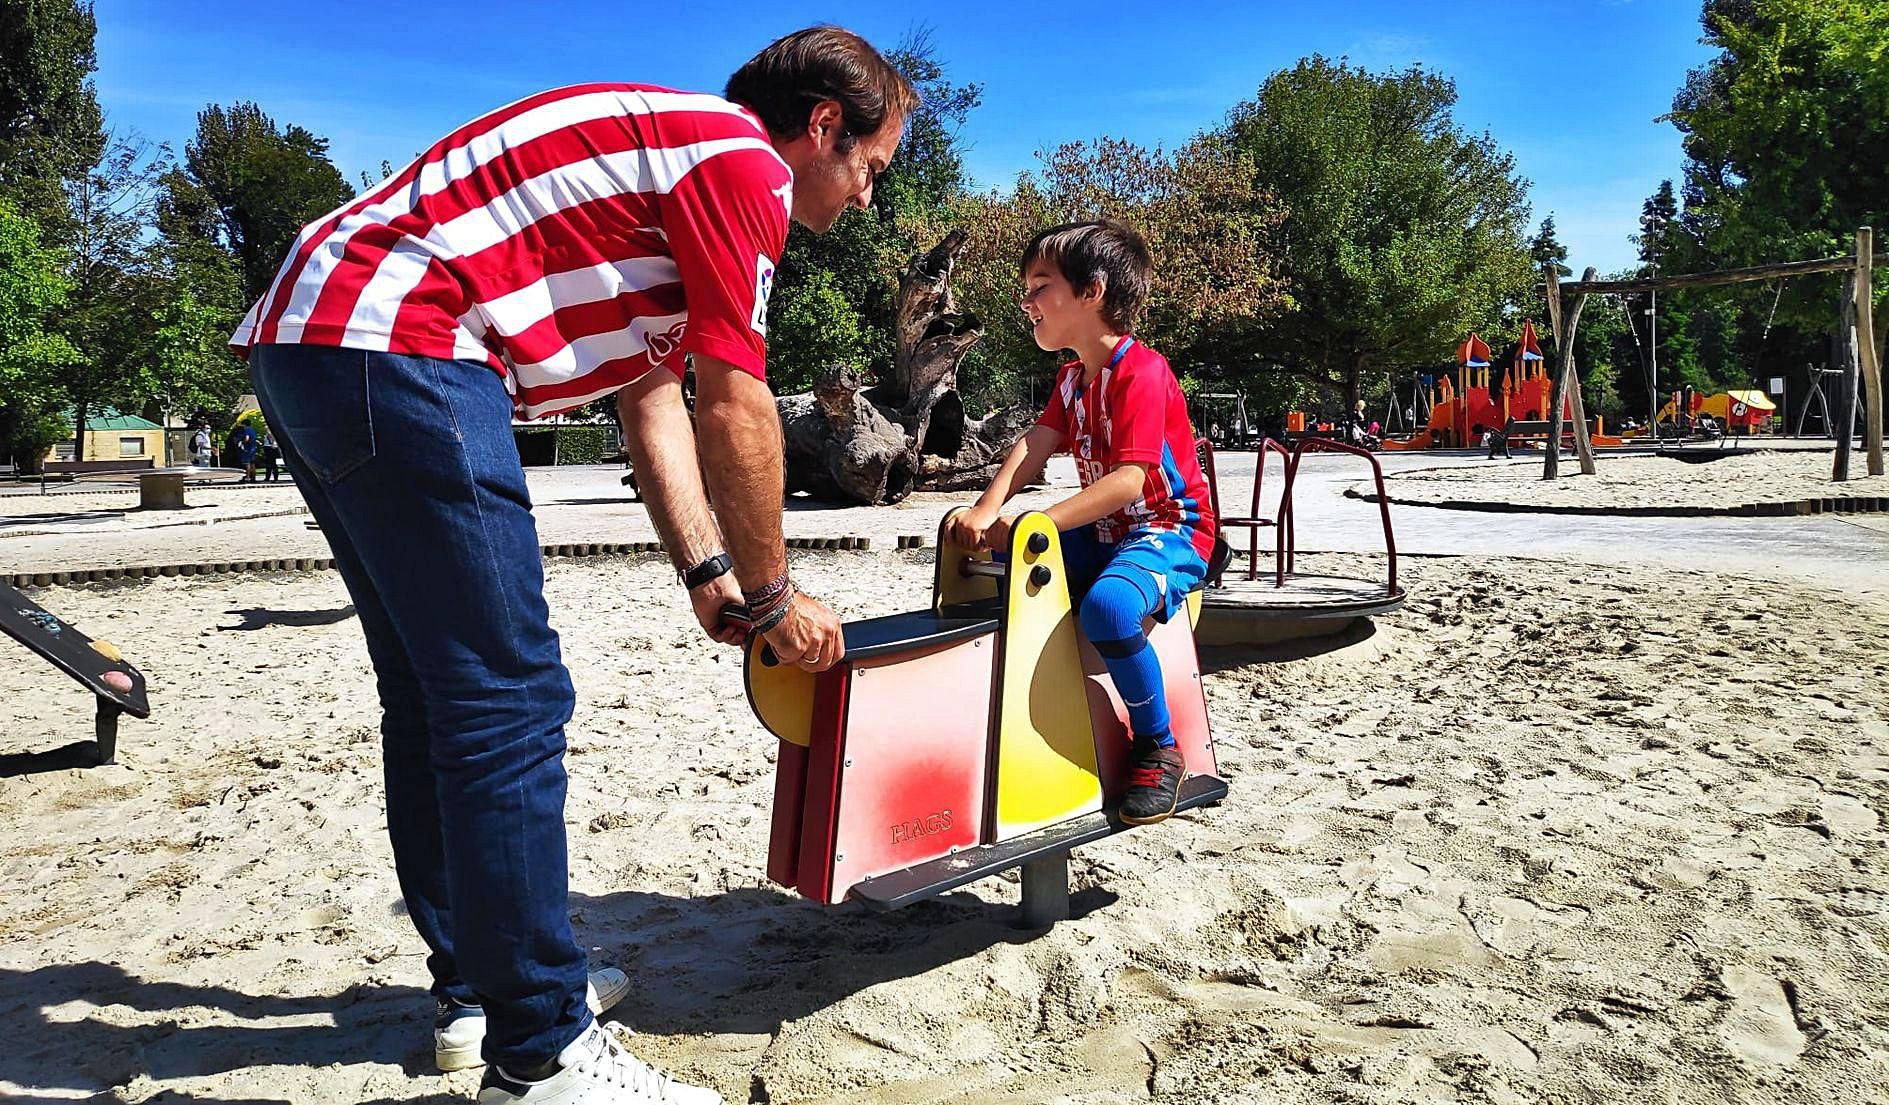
[1383,322,1618,450]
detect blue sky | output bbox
[95,0,1716,275]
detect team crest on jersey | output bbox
[646,318,688,366]
[752,253,775,335]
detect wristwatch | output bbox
[681,552,733,590]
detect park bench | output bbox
[39,457,156,486]
[1486,418,1603,458]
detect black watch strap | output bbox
[682,552,733,590]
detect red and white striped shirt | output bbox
[1035,338,1217,561]
[230,84,792,420]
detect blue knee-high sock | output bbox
[1079,575,1175,748]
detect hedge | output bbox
[513,425,616,466]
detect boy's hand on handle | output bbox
[982,514,1016,551]
[763,592,845,672]
[688,575,749,646]
[946,505,997,549]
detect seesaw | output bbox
[744,509,1227,927]
[1,579,151,764]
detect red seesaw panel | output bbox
[1079,612,1217,803]
[797,634,995,906]
[791,667,853,902]
[766,736,812,890]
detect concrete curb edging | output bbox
[0,507,310,540]
[4,534,936,590]
[1345,487,1889,518]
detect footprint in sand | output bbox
[1719,966,1807,1066]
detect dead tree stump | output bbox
[776,230,1029,504]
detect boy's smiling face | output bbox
[1019,259,1101,354]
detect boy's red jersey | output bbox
[1035,337,1216,560]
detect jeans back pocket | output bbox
[253,347,376,486]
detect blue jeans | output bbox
[249,344,590,1068]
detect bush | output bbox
[512,424,614,466]
[6,406,68,474]
[554,425,610,465]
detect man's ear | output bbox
[807,100,844,149]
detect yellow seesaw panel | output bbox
[744,640,815,747]
[991,513,1103,839]
[933,507,998,612]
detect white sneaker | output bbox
[476,1020,722,1104]
[436,967,633,1072]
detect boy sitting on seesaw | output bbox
[947,219,1218,825]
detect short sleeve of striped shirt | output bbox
[664,145,792,380]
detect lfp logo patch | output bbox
[752,253,775,335]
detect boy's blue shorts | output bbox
[1060,526,1207,624]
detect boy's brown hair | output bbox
[726,27,917,153]
[1018,220,1153,332]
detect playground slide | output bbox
[1380,430,1433,451]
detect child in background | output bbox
[947,220,1217,824]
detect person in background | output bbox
[260,427,282,481]
[229,422,259,483]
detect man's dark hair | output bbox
[1019,220,1154,332]
[726,26,916,152]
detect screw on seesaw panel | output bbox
[1029,565,1052,587]
[1027,532,1049,554]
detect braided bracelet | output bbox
[748,582,793,623]
[743,571,792,611]
[750,584,796,634]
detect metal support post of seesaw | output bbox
[94,699,122,765]
[1019,852,1071,928]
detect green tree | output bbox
[0,0,104,240]
[1219,57,1536,413]
[1571,293,1628,421]
[942,137,1290,409]
[0,197,79,467]
[765,268,873,395]
[180,102,353,301]
[1635,180,1707,395]
[145,248,249,437]
[148,165,253,432]
[1525,215,1572,368]
[58,132,172,455]
[1668,0,1888,325]
[1530,216,1571,278]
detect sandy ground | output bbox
[1372,451,1889,511]
[3,548,1886,1104]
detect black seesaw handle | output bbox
[959,559,1053,588]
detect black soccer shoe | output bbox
[1120,735,1186,825]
